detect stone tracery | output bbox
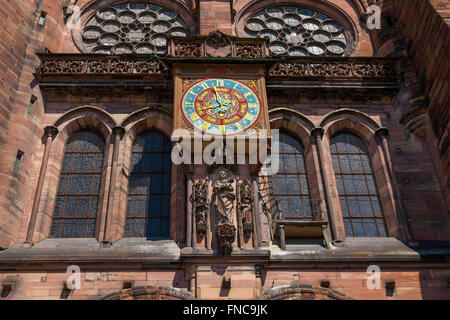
[81,2,190,54]
[243,5,351,56]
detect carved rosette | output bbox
[239,179,254,237]
[190,179,209,236]
[215,223,236,256]
[206,30,232,58]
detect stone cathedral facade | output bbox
[0,0,449,300]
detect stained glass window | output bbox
[50,130,105,238]
[244,5,350,56]
[269,131,312,219]
[125,130,172,238]
[330,132,387,237]
[81,2,189,55]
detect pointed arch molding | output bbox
[102,285,197,300]
[260,284,352,300]
[321,108,381,132]
[269,108,315,131]
[269,107,315,151]
[53,106,117,133]
[121,106,173,140]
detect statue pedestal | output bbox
[215,223,236,256]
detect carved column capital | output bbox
[112,126,126,139]
[375,127,390,140]
[44,126,59,140]
[311,127,325,141]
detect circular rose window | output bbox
[244,6,351,57]
[80,2,190,54]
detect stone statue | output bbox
[213,170,235,224]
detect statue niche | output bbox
[212,169,236,255]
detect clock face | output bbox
[181,78,262,135]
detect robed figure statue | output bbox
[213,170,236,224]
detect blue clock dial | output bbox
[181,78,262,135]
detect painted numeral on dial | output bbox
[244,113,255,121]
[189,113,200,121]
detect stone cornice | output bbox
[35,53,169,81]
[268,57,400,82]
[35,54,400,86]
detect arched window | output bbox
[50,130,106,238]
[330,132,387,237]
[125,130,172,238]
[269,131,312,219]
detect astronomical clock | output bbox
[181,78,262,135]
[174,64,270,137]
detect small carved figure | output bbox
[239,179,254,236]
[190,179,209,235]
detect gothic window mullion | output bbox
[331,132,387,238]
[272,131,312,220]
[51,130,106,239]
[125,130,171,239]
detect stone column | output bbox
[103,126,125,243]
[311,127,345,246]
[251,177,262,248]
[278,223,286,251]
[26,126,59,243]
[186,174,193,248]
[375,127,412,241]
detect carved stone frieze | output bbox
[169,30,268,59]
[173,40,203,58]
[235,43,263,59]
[36,54,168,78]
[268,59,398,80]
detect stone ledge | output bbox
[0,238,181,267]
[269,237,450,265]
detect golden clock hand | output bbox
[202,104,220,111]
[213,87,222,105]
[218,100,232,112]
